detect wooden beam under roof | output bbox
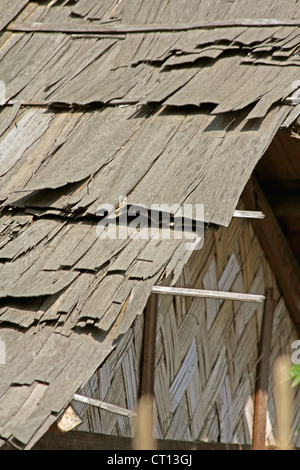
[31,430,250,450]
[242,177,300,334]
[267,193,300,218]
[29,430,300,451]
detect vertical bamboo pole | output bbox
[134,295,158,450]
[134,394,156,451]
[252,288,276,450]
[274,356,293,450]
[140,294,158,398]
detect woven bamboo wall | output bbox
[74,216,300,446]
[73,312,144,438]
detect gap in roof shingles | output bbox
[34,0,52,5]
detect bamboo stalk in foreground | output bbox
[133,394,157,451]
[274,356,294,451]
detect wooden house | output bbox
[0,0,300,450]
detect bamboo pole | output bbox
[274,356,294,451]
[133,395,157,451]
[252,289,276,450]
[73,394,136,418]
[233,210,265,219]
[133,295,159,450]
[152,286,265,303]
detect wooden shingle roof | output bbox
[0,0,300,449]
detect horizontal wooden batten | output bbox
[233,210,265,219]
[72,394,136,418]
[151,286,265,303]
[8,19,300,35]
[284,97,300,106]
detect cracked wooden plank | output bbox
[213,65,299,115]
[0,382,48,441]
[0,218,60,261]
[165,55,244,107]
[0,104,20,140]
[128,238,182,280]
[78,274,125,321]
[24,107,144,191]
[0,110,85,204]
[0,110,53,177]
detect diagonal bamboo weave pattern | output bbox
[74,215,300,447]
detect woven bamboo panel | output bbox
[73,217,300,447]
[73,313,144,437]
